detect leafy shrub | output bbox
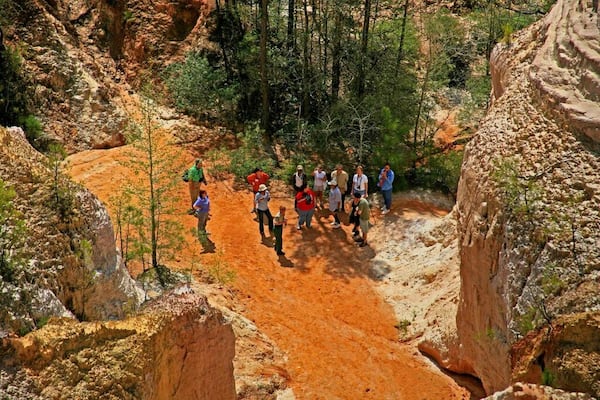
[226,124,276,182]
[0,179,27,282]
[164,52,239,121]
[414,150,464,197]
[0,45,34,131]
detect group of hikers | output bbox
[184,158,395,258]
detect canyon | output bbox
[1,0,600,398]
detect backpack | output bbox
[182,169,190,182]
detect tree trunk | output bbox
[260,0,270,133]
[395,0,410,73]
[357,0,371,99]
[301,0,310,117]
[287,0,295,51]
[330,5,342,100]
[412,46,432,168]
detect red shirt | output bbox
[295,189,316,211]
[247,171,270,192]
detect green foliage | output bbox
[47,143,76,221]
[541,368,555,386]
[122,89,188,277]
[164,52,239,121]
[227,124,276,181]
[109,191,144,268]
[501,23,513,45]
[122,10,135,23]
[0,45,34,132]
[0,180,27,282]
[414,150,464,197]
[516,306,538,336]
[424,10,474,89]
[207,249,236,285]
[492,157,542,219]
[541,262,566,296]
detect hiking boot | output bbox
[359,241,368,247]
[277,251,285,256]
[296,224,301,230]
[187,208,196,215]
[382,209,390,215]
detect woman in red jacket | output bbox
[295,187,316,230]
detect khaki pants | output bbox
[189,181,200,206]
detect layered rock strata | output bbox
[0,291,236,400]
[454,0,600,396]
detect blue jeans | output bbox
[297,208,315,227]
[382,189,392,210]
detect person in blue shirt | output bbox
[377,162,394,214]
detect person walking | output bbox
[247,167,270,213]
[327,180,342,228]
[355,192,370,247]
[377,162,395,214]
[331,164,349,212]
[295,186,316,229]
[273,206,287,256]
[187,159,207,213]
[313,165,327,209]
[352,165,368,198]
[193,189,210,237]
[255,184,274,236]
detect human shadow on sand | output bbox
[199,235,216,254]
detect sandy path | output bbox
[67,147,469,400]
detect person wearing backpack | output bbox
[187,159,207,214]
[295,186,316,230]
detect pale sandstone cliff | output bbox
[454,0,600,396]
[0,127,142,332]
[0,291,236,400]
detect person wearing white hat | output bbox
[327,180,342,228]
[255,183,274,236]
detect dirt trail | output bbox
[67,146,470,400]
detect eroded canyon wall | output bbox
[0,291,236,400]
[2,0,210,152]
[455,0,600,395]
[0,127,142,333]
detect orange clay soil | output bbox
[67,146,470,400]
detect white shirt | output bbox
[352,174,368,192]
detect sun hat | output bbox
[328,180,337,186]
[297,165,303,170]
[258,184,267,191]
